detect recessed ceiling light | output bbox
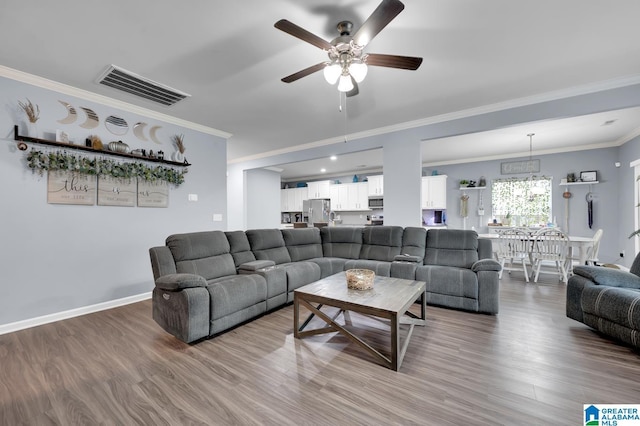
[330,155,337,161]
[320,168,326,173]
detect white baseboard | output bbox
[0,292,152,336]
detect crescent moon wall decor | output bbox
[57,100,78,124]
[133,122,148,141]
[105,115,129,135]
[149,125,163,144]
[79,107,100,129]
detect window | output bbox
[492,177,552,227]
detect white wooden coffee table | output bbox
[293,272,426,371]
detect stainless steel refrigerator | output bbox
[303,199,331,225]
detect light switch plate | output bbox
[213,214,223,222]
[188,194,198,201]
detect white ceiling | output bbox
[2,1,640,179]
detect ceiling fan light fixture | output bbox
[323,63,341,85]
[349,61,368,83]
[337,74,354,92]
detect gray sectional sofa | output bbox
[149,226,501,343]
[566,256,640,349]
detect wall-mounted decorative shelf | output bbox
[559,179,598,186]
[13,125,190,167]
[459,186,486,190]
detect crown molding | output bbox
[230,74,640,165]
[0,65,232,139]
[421,140,622,168]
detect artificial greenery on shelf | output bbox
[26,149,187,186]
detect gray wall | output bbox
[0,76,228,326]
[245,168,281,229]
[617,134,640,264]
[383,138,422,227]
[427,147,623,265]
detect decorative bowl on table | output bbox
[345,269,375,290]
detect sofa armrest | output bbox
[393,254,422,263]
[471,259,501,273]
[155,273,207,291]
[239,260,276,272]
[573,266,640,289]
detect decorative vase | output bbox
[27,122,39,139]
[172,151,184,162]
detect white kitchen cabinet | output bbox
[330,183,369,211]
[421,175,448,209]
[307,180,331,199]
[330,184,348,211]
[367,175,384,196]
[281,187,306,212]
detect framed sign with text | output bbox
[500,159,540,175]
[47,171,97,205]
[97,175,137,207]
[137,180,169,208]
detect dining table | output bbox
[478,232,595,266]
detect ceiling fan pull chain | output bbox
[343,92,348,143]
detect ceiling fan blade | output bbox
[366,53,423,70]
[274,19,333,51]
[346,77,359,97]
[352,0,405,47]
[281,62,326,83]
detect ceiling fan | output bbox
[274,0,423,97]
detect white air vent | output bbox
[97,65,191,106]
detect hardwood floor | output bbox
[2,273,639,425]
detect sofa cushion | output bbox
[207,274,267,321]
[472,259,502,272]
[155,273,207,291]
[320,227,363,259]
[308,257,347,278]
[246,229,292,264]
[359,226,403,262]
[400,227,427,263]
[166,231,237,280]
[424,229,479,269]
[344,259,391,276]
[282,228,323,261]
[581,285,640,331]
[280,261,322,298]
[416,265,478,299]
[630,251,640,277]
[573,266,640,289]
[225,231,257,268]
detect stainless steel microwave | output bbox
[368,198,383,209]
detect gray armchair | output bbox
[566,254,640,349]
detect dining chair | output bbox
[585,228,604,266]
[564,228,603,273]
[496,228,531,282]
[530,228,570,283]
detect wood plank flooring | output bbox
[1,273,639,425]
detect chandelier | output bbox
[322,22,368,93]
